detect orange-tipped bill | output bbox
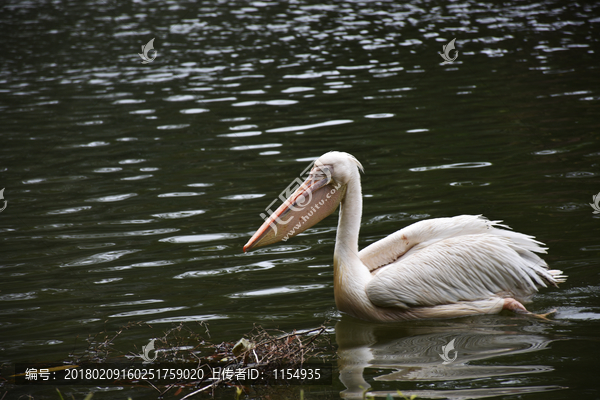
[243,175,345,252]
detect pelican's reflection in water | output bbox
[335,315,564,399]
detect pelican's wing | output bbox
[362,216,565,309]
[360,215,506,272]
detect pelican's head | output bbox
[243,151,363,252]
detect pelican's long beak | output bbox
[243,172,346,252]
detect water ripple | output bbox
[146,314,227,324]
[228,284,327,298]
[232,99,298,107]
[152,210,205,219]
[47,206,92,215]
[62,249,140,267]
[158,192,204,197]
[100,299,164,308]
[218,131,262,138]
[221,194,265,200]
[93,167,122,173]
[109,306,188,318]
[173,260,277,279]
[0,292,37,301]
[230,143,282,151]
[160,233,244,244]
[266,119,353,133]
[365,113,395,119]
[180,108,209,114]
[59,229,178,239]
[86,193,137,202]
[281,86,315,93]
[409,162,492,172]
[247,245,312,255]
[157,124,190,130]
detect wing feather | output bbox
[360,215,510,272]
[363,216,565,310]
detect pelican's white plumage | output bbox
[244,151,566,322]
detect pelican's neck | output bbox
[333,171,375,320]
[335,173,362,257]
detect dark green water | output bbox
[1,0,599,398]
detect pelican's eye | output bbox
[311,165,332,182]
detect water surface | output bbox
[1,0,599,398]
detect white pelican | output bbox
[243,151,566,322]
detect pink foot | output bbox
[502,298,529,314]
[503,298,556,320]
